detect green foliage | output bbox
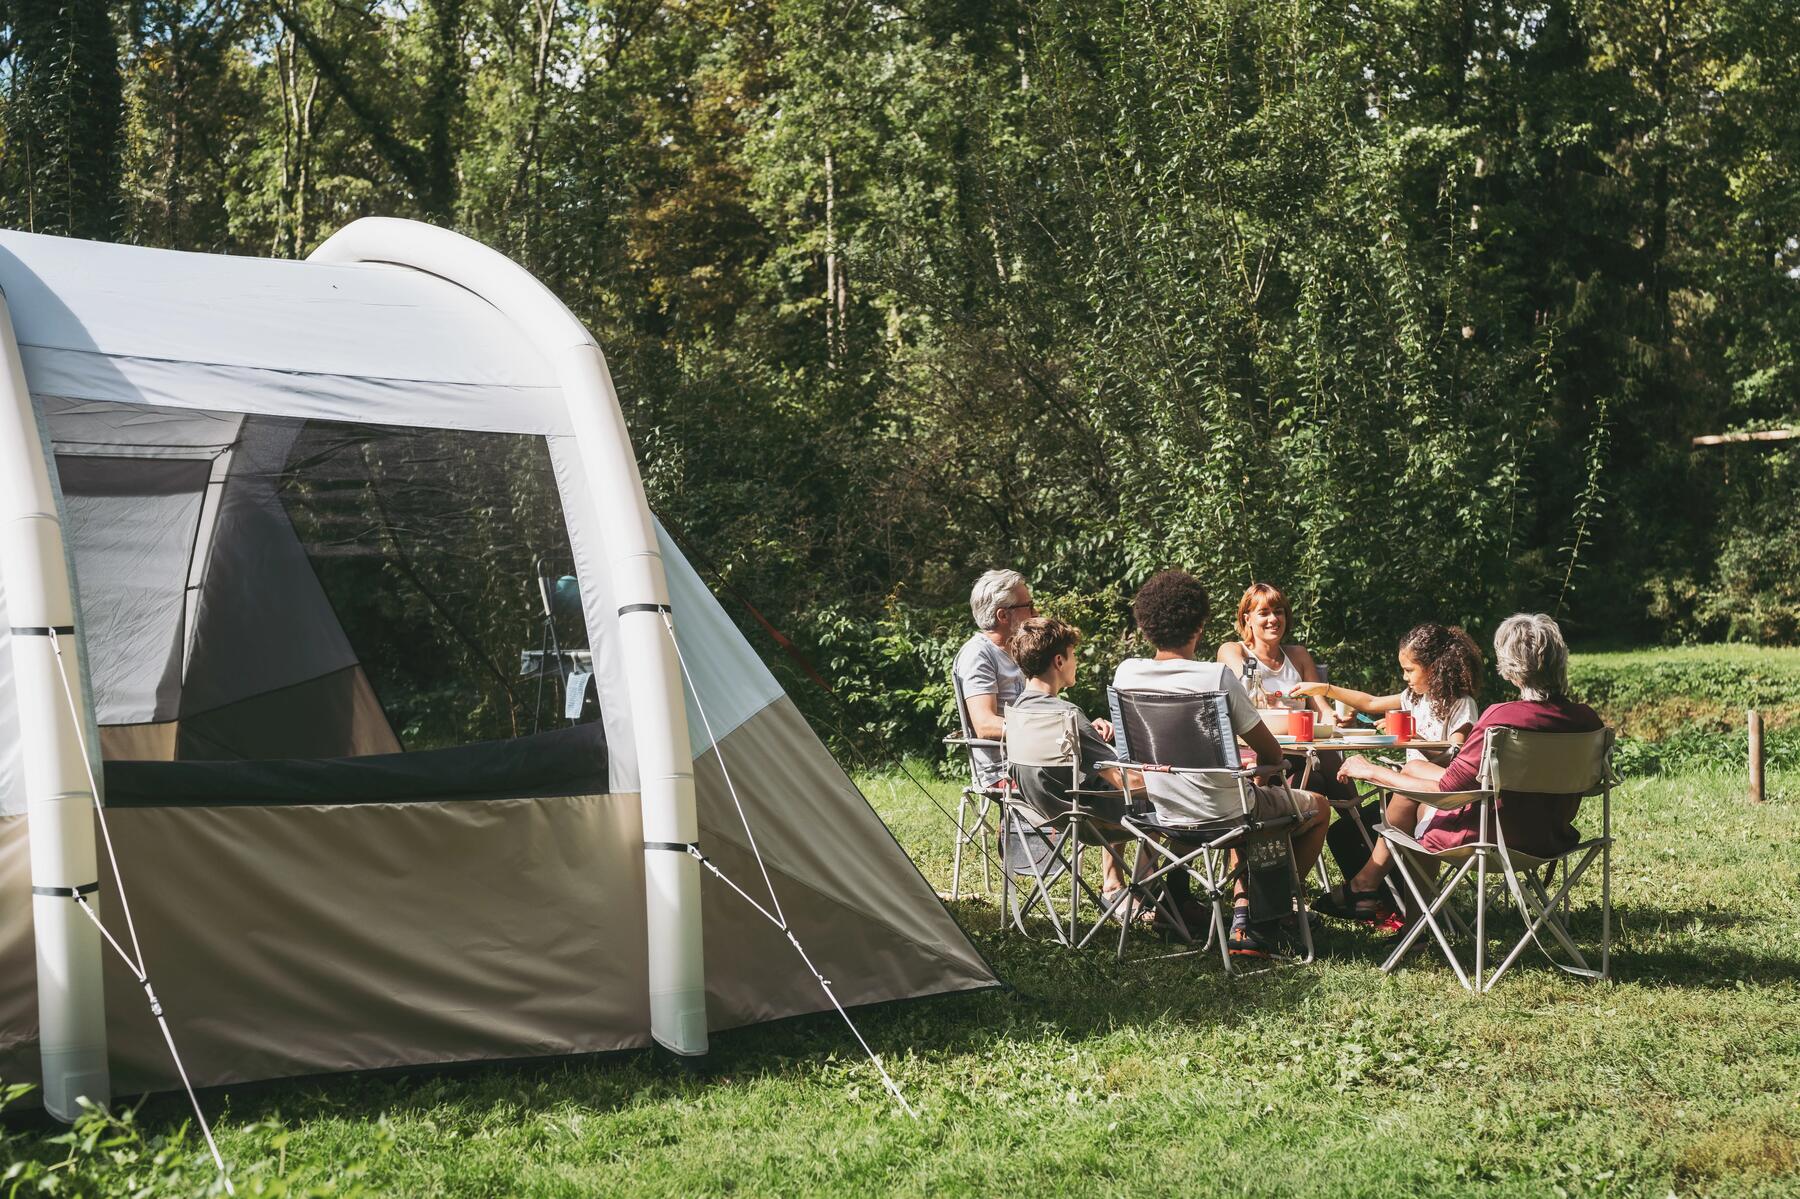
[3,0,1799,755]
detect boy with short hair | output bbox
[1006,616,1136,900]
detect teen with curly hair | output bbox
[1112,570,1331,957]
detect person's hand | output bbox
[1289,681,1329,699]
[1338,754,1374,784]
[1091,717,1114,742]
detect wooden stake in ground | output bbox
[1749,709,1764,804]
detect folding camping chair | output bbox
[1104,688,1315,973]
[944,672,1007,898]
[1377,727,1617,992]
[997,701,1135,947]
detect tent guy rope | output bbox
[46,630,237,1195]
[658,614,918,1119]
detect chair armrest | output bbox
[1112,760,1255,782]
[943,734,1003,750]
[1386,786,1491,811]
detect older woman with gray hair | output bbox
[1317,614,1604,922]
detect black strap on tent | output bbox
[10,625,75,636]
[644,841,697,853]
[618,603,672,616]
[32,882,99,897]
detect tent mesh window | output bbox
[271,418,587,750]
[51,405,603,784]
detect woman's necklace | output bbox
[1246,639,1284,672]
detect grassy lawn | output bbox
[5,646,1798,1196]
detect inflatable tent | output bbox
[0,220,995,1120]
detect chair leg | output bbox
[1287,836,1315,965]
[986,792,1000,885]
[950,792,969,900]
[1601,838,1612,983]
[1474,848,1487,992]
[1488,858,1598,989]
[1383,849,1476,990]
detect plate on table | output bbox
[1273,734,1299,745]
[1339,733,1397,747]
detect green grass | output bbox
[1568,645,1800,778]
[6,761,1799,1197]
[1570,644,1800,738]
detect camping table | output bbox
[1276,738,1457,893]
[1280,737,1454,788]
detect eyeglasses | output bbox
[998,601,1037,614]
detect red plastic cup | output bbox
[1289,709,1314,742]
[1385,710,1415,740]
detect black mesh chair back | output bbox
[1108,689,1242,771]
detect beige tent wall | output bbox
[0,696,995,1097]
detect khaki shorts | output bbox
[1246,780,1316,825]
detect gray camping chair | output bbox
[944,672,1007,898]
[1104,688,1315,972]
[1376,727,1617,992]
[997,702,1135,947]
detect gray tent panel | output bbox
[56,456,210,725]
[0,231,569,437]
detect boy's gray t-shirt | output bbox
[953,633,1026,786]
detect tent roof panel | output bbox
[0,231,571,435]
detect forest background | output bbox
[1,0,1796,759]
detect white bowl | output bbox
[1259,710,1293,736]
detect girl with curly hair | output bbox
[1294,623,1484,924]
[1292,623,1482,767]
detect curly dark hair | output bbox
[1398,623,1483,721]
[1131,570,1210,651]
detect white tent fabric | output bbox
[0,231,569,436]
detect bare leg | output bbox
[1348,794,1421,892]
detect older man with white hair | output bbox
[1323,613,1605,917]
[954,569,1111,789]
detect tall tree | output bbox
[2,0,123,238]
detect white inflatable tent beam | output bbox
[0,290,109,1122]
[1,220,708,1122]
[309,220,708,1060]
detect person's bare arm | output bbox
[1338,754,1449,790]
[1216,641,1246,669]
[1291,680,1403,715]
[1240,721,1289,778]
[1095,764,1145,792]
[964,691,1005,741]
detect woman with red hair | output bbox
[1216,583,1331,716]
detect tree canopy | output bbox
[1,0,1794,754]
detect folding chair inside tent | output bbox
[1106,688,1314,972]
[944,671,1005,898]
[1377,727,1616,992]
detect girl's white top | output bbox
[1402,688,1480,764]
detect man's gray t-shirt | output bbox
[953,633,1026,787]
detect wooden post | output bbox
[1749,709,1764,804]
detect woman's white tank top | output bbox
[1240,644,1304,706]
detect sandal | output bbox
[1311,882,1393,924]
[1102,888,1157,927]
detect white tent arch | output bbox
[0,220,995,1120]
